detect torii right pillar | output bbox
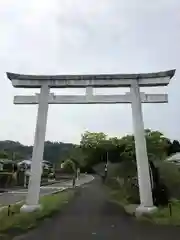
[131,79,157,215]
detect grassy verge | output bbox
[105,184,135,213]
[139,200,180,226]
[105,180,136,207]
[0,189,75,239]
[106,184,180,226]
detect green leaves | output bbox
[145,129,170,161]
[62,159,76,174]
[80,131,107,149]
[78,129,172,170]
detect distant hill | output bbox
[0,140,74,164]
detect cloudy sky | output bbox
[0,0,180,145]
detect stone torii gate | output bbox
[7,69,175,215]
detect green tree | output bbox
[80,132,107,168]
[62,159,76,174]
[145,129,170,160]
[68,145,87,169]
[0,151,8,159]
[80,131,107,149]
[167,140,180,156]
[79,129,171,170]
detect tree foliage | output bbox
[145,130,170,161]
[168,140,180,156]
[62,159,76,174]
[77,129,180,172]
[0,141,74,164]
[0,129,179,172]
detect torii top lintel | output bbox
[7,69,176,88]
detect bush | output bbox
[106,179,140,205]
[62,159,76,174]
[41,171,49,179]
[0,173,16,188]
[0,161,17,173]
[107,160,180,206]
[49,172,55,179]
[107,161,138,200]
[156,161,180,199]
[107,161,137,180]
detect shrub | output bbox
[0,173,16,188]
[41,171,49,179]
[62,159,76,174]
[106,177,140,204]
[156,161,180,199]
[107,160,180,205]
[106,162,140,204]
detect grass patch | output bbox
[0,189,75,239]
[105,185,138,216]
[106,184,180,225]
[105,180,180,226]
[108,185,180,226]
[107,188,129,205]
[105,178,139,206]
[138,200,180,226]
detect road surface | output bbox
[14,177,180,240]
[0,174,93,206]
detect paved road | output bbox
[14,178,180,240]
[0,175,93,206]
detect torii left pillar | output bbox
[21,84,50,212]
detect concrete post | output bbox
[86,87,93,100]
[21,84,50,212]
[130,79,156,215]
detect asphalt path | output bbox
[14,178,180,240]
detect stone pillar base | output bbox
[135,205,157,217]
[20,204,41,213]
